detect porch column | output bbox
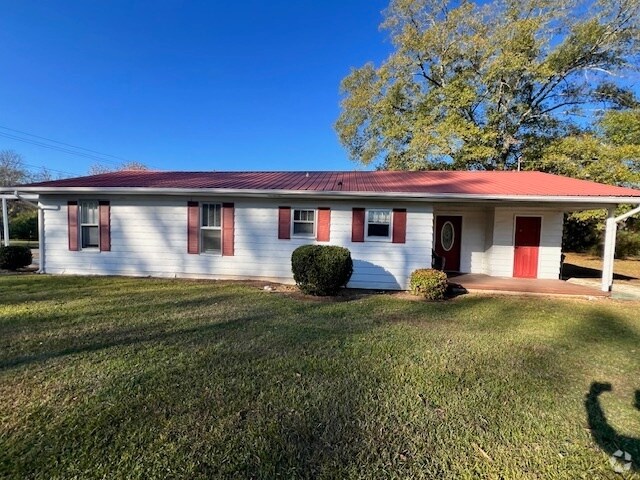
[38,204,44,273]
[1,197,8,247]
[601,208,616,292]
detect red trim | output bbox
[67,201,78,251]
[316,207,330,242]
[352,208,365,242]
[98,201,110,251]
[187,201,199,254]
[278,207,291,239]
[222,203,234,256]
[392,209,406,244]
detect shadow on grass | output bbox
[0,310,255,370]
[585,382,639,471]
[562,263,637,281]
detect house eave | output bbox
[3,186,640,205]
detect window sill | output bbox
[292,234,316,239]
[365,237,392,243]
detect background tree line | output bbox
[336,0,640,256]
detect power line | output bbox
[21,162,83,178]
[0,126,156,169]
[0,131,127,165]
[0,125,134,165]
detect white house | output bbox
[2,170,640,292]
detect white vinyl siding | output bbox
[39,195,567,285]
[40,196,433,290]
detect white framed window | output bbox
[201,203,222,254]
[366,209,392,240]
[80,200,99,249]
[292,209,315,237]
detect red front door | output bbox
[435,216,462,272]
[513,216,541,278]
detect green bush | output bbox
[9,210,38,241]
[409,268,448,300]
[0,245,33,270]
[291,245,353,296]
[615,230,640,259]
[562,214,600,253]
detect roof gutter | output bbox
[2,186,640,205]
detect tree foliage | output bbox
[527,110,640,186]
[335,0,640,171]
[9,211,38,241]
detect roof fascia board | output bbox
[5,186,640,205]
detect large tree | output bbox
[335,0,640,172]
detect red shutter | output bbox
[67,201,78,251]
[278,207,291,239]
[99,201,111,251]
[392,208,407,244]
[316,207,331,242]
[352,208,365,242]
[187,201,199,254]
[222,203,234,256]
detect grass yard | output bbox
[1,276,639,479]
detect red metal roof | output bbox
[18,170,640,198]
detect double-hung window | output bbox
[80,201,99,248]
[201,203,222,254]
[292,209,315,236]
[366,209,391,240]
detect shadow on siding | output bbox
[349,259,401,290]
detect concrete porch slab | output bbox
[447,273,609,298]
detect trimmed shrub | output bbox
[291,245,353,296]
[0,245,33,271]
[409,268,448,301]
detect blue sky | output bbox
[0,1,391,176]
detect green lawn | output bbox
[1,276,639,479]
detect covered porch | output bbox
[432,202,640,294]
[447,273,609,298]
